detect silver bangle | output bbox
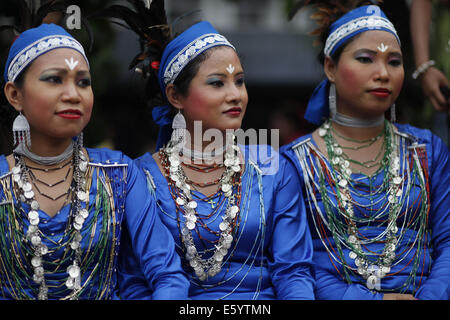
[412,60,435,80]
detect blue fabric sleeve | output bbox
[314,268,383,300]
[415,134,450,300]
[120,158,189,300]
[268,157,315,300]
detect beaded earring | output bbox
[329,83,337,119]
[390,104,396,123]
[171,109,187,149]
[75,132,84,149]
[12,112,31,147]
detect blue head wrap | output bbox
[304,5,400,126]
[153,21,235,150]
[4,23,89,83]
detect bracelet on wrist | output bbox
[412,60,435,80]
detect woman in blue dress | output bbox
[0,8,188,300]
[106,0,315,300]
[282,1,450,300]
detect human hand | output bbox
[420,67,450,113]
[383,293,418,300]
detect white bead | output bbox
[319,128,327,137]
[186,221,196,230]
[80,208,89,219]
[219,222,229,231]
[338,179,348,188]
[31,256,42,267]
[24,190,34,199]
[22,182,32,192]
[31,200,39,210]
[222,184,231,193]
[67,265,80,278]
[77,191,87,201]
[187,201,197,209]
[28,210,39,220]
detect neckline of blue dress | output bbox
[142,146,250,199]
[303,131,395,181]
[0,149,94,222]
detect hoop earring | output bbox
[13,112,31,148]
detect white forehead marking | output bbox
[226,64,235,74]
[65,57,79,70]
[377,43,389,52]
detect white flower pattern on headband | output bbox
[324,16,399,56]
[7,35,88,82]
[163,33,234,85]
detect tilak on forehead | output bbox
[304,5,401,126]
[226,64,235,74]
[3,23,89,83]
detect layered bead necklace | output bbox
[160,137,242,281]
[293,120,430,292]
[10,141,89,299]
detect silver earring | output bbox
[76,132,84,149]
[13,112,31,147]
[171,109,186,148]
[329,83,337,119]
[390,104,396,122]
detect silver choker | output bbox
[14,141,74,166]
[331,112,385,128]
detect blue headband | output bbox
[304,5,400,126]
[4,23,89,83]
[153,21,235,150]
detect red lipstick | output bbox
[56,109,82,119]
[223,107,242,116]
[369,88,391,98]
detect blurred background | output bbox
[0,0,440,158]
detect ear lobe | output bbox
[3,81,23,112]
[165,84,184,111]
[324,56,337,83]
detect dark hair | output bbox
[0,65,29,129]
[146,45,226,122]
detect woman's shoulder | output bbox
[241,144,283,176]
[133,151,156,170]
[0,154,10,177]
[393,123,434,144]
[280,133,314,156]
[86,147,133,166]
[393,123,448,157]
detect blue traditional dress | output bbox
[0,148,189,300]
[282,119,450,300]
[117,145,315,299]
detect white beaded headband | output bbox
[7,35,89,82]
[324,16,399,57]
[163,33,235,86]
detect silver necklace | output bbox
[14,141,74,166]
[12,143,89,300]
[164,136,241,281]
[332,112,385,128]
